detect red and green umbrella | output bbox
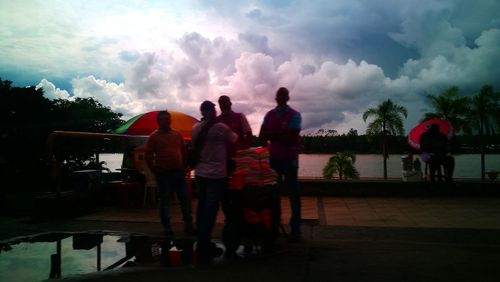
[113,111,199,140]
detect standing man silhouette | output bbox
[145,110,194,237]
[259,87,302,242]
[216,95,253,257]
[193,101,238,262]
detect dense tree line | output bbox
[301,134,408,154]
[299,133,499,155]
[0,78,123,191]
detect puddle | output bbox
[0,230,273,281]
[0,232,201,281]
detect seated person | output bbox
[419,123,454,182]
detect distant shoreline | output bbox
[100,153,500,180]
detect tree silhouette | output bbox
[0,78,123,191]
[51,97,123,132]
[323,151,359,180]
[423,86,470,133]
[468,85,500,180]
[363,99,407,179]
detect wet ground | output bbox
[2,195,500,281]
[1,231,231,281]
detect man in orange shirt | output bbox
[145,110,194,237]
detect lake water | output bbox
[100,153,500,179]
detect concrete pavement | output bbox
[2,195,500,281]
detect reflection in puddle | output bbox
[0,232,201,281]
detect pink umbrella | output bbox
[407,119,455,150]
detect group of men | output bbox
[144,87,302,262]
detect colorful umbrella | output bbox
[407,119,455,150]
[113,111,199,140]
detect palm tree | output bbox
[323,151,359,180]
[422,86,470,133]
[363,99,408,180]
[468,85,500,180]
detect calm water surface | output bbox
[100,153,500,179]
[299,154,500,179]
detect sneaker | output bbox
[211,247,224,258]
[209,244,224,258]
[197,244,223,264]
[243,245,253,255]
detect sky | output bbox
[1,0,499,135]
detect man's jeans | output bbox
[156,170,193,232]
[195,176,226,254]
[270,159,301,237]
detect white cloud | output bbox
[70,76,143,118]
[2,1,500,135]
[36,79,70,100]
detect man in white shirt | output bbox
[192,100,238,263]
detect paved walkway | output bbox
[76,196,500,230]
[3,196,500,282]
[322,197,500,229]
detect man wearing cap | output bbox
[145,110,194,237]
[192,101,238,262]
[259,87,302,242]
